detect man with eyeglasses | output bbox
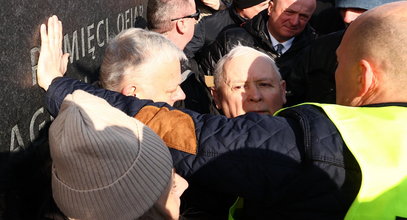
[147,0,199,50]
[171,10,201,21]
[147,0,221,116]
[147,0,225,217]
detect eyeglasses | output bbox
[171,10,200,21]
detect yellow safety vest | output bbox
[229,103,407,220]
[312,103,407,220]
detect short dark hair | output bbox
[147,0,193,33]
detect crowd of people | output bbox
[9,0,407,219]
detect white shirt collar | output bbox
[267,24,295,54]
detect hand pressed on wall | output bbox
[37,15,70,91]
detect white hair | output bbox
[213,45,281,89]
[99,28,186,91]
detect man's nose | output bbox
[289,14,300,26]
[247,86,262,102]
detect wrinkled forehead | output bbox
[225,55,280,81]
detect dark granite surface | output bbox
[0,1,148,218]
[0,0,148,153]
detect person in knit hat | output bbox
[311,0,399,35]
[335,0,400,24]
[48,88,188,220]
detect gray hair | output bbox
[99,28,186,91]
[213,45,281,89]
[147,0,194,33]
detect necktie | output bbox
[275,43,284,56]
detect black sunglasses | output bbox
[171,10,200,21]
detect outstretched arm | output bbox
[36,15,145,117]
[37,15,69,91]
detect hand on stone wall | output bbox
[37,15,70,91]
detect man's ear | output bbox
[175,19,187,35]
[121,84,137,97]
[358,59,377,97]
[210,87,222,109]
[268,1,274,15]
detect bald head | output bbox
[214,46,281,90]
[347,1,407,78]
[335,1,407,106]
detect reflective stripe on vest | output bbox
[228,197,244,220]
[309,103,407,220]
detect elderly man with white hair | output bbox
[211,45,286,118]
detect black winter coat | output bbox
[197,9,317,79]
[184,6,247,59]
[287,30,344,105]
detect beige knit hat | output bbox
[49,90,173,220]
